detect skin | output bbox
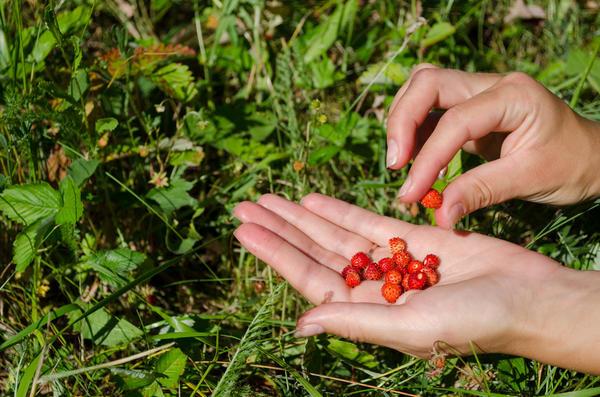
[233,193,600,374]
[386,64,600,229]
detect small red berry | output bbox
[342,265,361,279]
[146,295,156,305]
[378,257,396,273]
[389,237,407,254]
[407,271,427,290]
[407,260,423,274]
[423,254,440,269]
[385,269,403,285]
[345,271,361,287]
[381,283,402,303]
[392,251,411,268]
[351,252,371,269]
[401,272,411,291]
[422,266,440,287]
[420,189,443,209]
[364,263,382,280]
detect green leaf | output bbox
[75,307,143,347]
[155,348,186,389]
[13,216,54,272]
[0,29,9,70]
[56,176,83,225]
[327,338,377,368]
[496,357,527,394]
[358,62,410,86]
[422,21,456,48]
[95,117,118,134]
[0,183,61,225]
[16,353,41,397]
[147,177,196,214]
[308,145,341,166]
[29,31,56,64]
[82,248,145,287]
[303,4,344,63]
[67,158,100,186]
[111,368,156,390]
[149,63,197,102]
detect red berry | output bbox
[407,260,423,274]
[389,237,407,254]
[342,265,361,279]
[392,251,411,268]
[423,254,440,269]
[381,283,402,303]
[401,272,411,291]
[345,271,361,287]
[385,269,403,285]
[378,257,396,273]
[364,263,382,280]
[420,189,443,209]
[146,295,156,305]
[422,267,440,287]
[407,271,427,290]
[351,252,371,269]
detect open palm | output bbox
[233,193,562,359]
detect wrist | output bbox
[507,265,600,374]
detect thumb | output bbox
[436,156,520,229]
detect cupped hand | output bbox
[233,193,564,360]
[386,64,600,229]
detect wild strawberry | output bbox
[420,189,443,209]
[389,237,407,254]
[401,272,411,291]
[345,271,361,287]
[422,266,440,287]
[385,269,403,285]
[351,252,371,269]
[423,254,440,269]
[381,283,402,303]
[392,251,411,268]
[407,260,423,274]
[407,271,427,290]
[364,263,382,280]
[378,257,396,273]
[342,265,361,279]
[146,295,156,305]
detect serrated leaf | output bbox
[82,248,145,287]
[422,21,456,48]
[13,216,54,272]
[0,183,61,225]
[155,348,186,389]
[56,176,83,225]
[67,158,100,186]
[147,177,196,214]
[95,117,118,134]
[150,63,197,102]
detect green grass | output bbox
[1,0,600,395]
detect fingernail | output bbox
[386,140,398,168]
[397,175,412,199]
[438,167,447,180]
[448,203,465,228]
[294,323,324,338]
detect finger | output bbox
[234,201,350,272]
[294,302,435,357]
[300,193,416,247]
[397,78,532,204]
[234,223,385,304]
[256,194,374,259]
[386,68,502,170]
[434,156,522,229]
[388,63,439,116]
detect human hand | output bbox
[386,64,600,229]
[233,193,600,373]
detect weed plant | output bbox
[1,0,600,395]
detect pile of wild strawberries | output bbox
[341,189,443,303]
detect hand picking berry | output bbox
[345,271,361,287]
[378,257,396,273]
[364,263,383,280]
[423,254,440,269]
[420,189,443,209]
[351,252,371,269]
[381,283,402,303]
[389,237,407,254]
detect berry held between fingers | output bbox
[420,189,443,209]
[345,271,361,287]
[389,237,407,254]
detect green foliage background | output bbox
[0,0,600,395]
